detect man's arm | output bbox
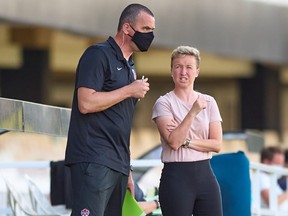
[261,188,288,206]
[78,78,149,114]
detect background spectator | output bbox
[260,146,288,211]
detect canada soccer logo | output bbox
[81,208,90,216]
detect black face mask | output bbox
[129,25,154,52]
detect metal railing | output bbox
[250,162,288,216]
[0,97,71,137]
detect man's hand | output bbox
[128,78,150,99]
[127,170,135,196]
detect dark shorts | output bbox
[69,163,128,216]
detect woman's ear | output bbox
[195,68,200,77]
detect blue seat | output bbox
[210,151,251,216]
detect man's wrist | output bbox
[154,200,160,209]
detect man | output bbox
[64,3,155,216]
[260,146,288,211]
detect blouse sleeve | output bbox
[209,96,222,123]
[152,95,173,121]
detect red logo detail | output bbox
[81,208,90,216]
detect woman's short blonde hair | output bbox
[171,46,201,68]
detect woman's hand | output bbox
[167,119,177,132]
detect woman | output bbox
[152,46,223,216]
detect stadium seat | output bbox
[211,151,251,216]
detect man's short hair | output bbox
[260,146,283,163]
[117,3,154,32]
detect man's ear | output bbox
[123,23,130,35]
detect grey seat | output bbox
[3,176,70,216]
[4,177,55,216]
[24,175,70,216]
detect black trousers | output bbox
[70,163,128,216]
[159,160,223,216]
